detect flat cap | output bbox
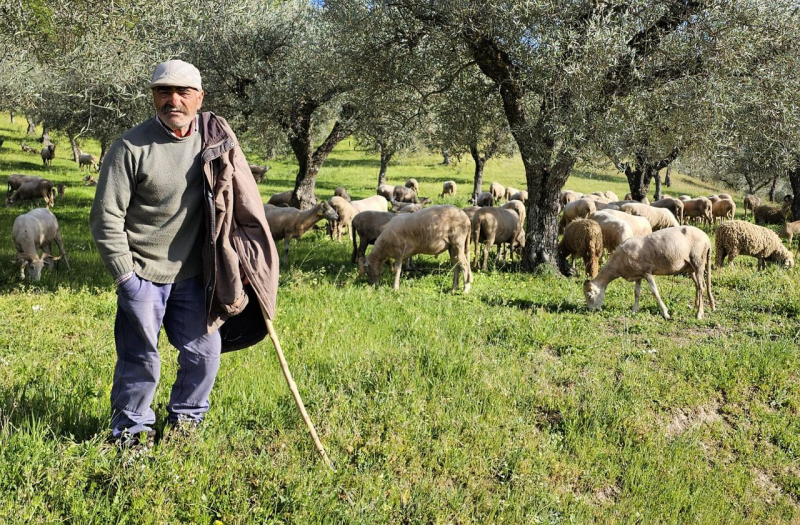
[150,60,203,91]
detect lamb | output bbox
[588,211,634,253]
[7,179,55,208]
[78,153,99,172]
[12,208,70,280]
[40,144,56,166]
[596,208,652,237]
[753,204,788,225]
[351,195,389,214]
[351,211,396,264]
[393,185,418,204]
[334,186,351,202]
[712,198,736,223]
[404,178,419,194]
[327,196,357,242]
[475,191,494,207]
[472,207,524,270]
[504,187,519,201]
[558,218,603,278]
[267,190,293,207]
[584,226,715,320]
[619,202,679,231]
[682,197,713,225]
[510,190,528,203]
[263,201,339,264]
[393,197,430,213]
[779,220,800,250]
[7,174,43,197]
[249,164,270,183]
[650,197,684,224]
[489,182,505,203]
[440,180,457,198]
[715,220,794,270]
[743,194,761,220]
[377,184,395,200]
[362,205,473,292]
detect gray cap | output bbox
[150,60,203,91]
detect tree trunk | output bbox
[442,149,451,165]
[69,134,81,162]
[744,173,756,196]
[40,127,51,145]
[789,167,800,221]
[26,116,36,135]
[769,175,778,202]
[469,145,485,200]
[664,167,672,187]
[625,165,648,202]
[654,170,662,200]
[9,111,13,123]
[378,144,393,186]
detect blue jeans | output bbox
[111,273,221,437]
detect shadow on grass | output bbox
[481,295,584,314]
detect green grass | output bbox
[1,113,799,523]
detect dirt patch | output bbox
[665,401,722,438]
[593,484,621,506]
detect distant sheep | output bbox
[743,194,760,220]
[619,202,679,231]
[7,174,43,197]
[712,198,736,223]
[489,182,505,203]
[560,190,582,206]
[327,196,357,242]
[7,179,55,208]
[472,207,524,270]
[504,187,519,201]
[682,197,713,225]
[78,153,99,171]
[249,164,270,183]
[475,192,494,207]
[623,193,649,204]
[715,220,794,270]
[562,198,596,227]
[510,190,528,203]
[334,186,351,202]
[12,207,70,280]
[264,201,339,265]
[267,191,294,207]
[558,218,603,278]
[440,180,457,198]
[779,220,800,250]
[393,185,418,204]
[40,144,56,166]
[404,178,419,194]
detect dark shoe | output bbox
[114,429,156,451]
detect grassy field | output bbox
[1,113,799,523]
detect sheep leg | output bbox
[54,230,70,269]
[18,260,25,280]
[690,269,704,320]
[644,274,670,320]
[632,279,642,313]
[483,238,494,272]
[393,259,403,290]
[283,238,290,266]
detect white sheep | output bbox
[264,201,339,265]
[489,182,505,203]
[510,190,528,203]
[650,197,684,224]
[596,208,652,237]
[351,195,389,214]
[404,178,419,194]
[584,226,715,320]
[604,190,619,201]
[377,184,395,200]
[78,153,99,172]
[362,205,472,292]
[715,220,794,270]
[40,144,56,166]
[12,208,70,280]
[472,207,524,270]
[619,202,679,231]
[588,211,634,253]
[440,180,457,198]
[327,196,357,242]
[504,186,519,201]
[562,198,597,223]
[560,190,583,206]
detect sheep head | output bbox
[317,201,339,222]
[583,279,605,310]
[15,253,45,281]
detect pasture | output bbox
[1,113,799,523]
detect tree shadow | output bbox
[481,294,584,314]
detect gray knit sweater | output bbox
[89,117,204,283]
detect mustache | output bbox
[160,104,186,114]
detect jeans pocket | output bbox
[117,273,142,297]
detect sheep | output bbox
[263,201,339,265]
[267,190,293,207]
[489,182,505,203]
[650,197,684,224]
[583,226,715,320]
[404,178,419,194]
[362,205,473,292]
[56,183,65,199]
[596,208,652,237]
[715,220,794,270]
[588,211,634,253]
[743,194,761,220]
[351,195,389,214]
[393,197,431,213]
[558,218,603,278]
[462,206,481,223]
[475,191,494,207]
[678,195,692,201]
[718,193,733,201]
[604,191,619,202]
[753,204,788,225]
[12,208,70,280]
[619,202,679,231]
[393,185,418,204]
[560,190,583,206]
[623,193,650,204]
[510,190,528,203]
[562,198,597,225]
[334,186,351,202]
[472,207,524,270]
[712,198,736,223]
[682,197,713,225]
[249,164,270,183]
[779,220,800,250]
[78,153,99,172]
[351,211,396,264]
[40,144,55,166]
[20,142,36,154]
[585,193,611,203]
[377,184,395,200]
[593,201,620,212]
[327,196,357,242]
[7,174,42,197]
[7,179,55,208]
[440,180,457,198]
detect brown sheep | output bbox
[715,220,794,270]
[558,218,603,278]
[743,194,760,220]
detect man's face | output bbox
[152,86,204,131]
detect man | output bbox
[90,60,279,447]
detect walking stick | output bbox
[263,313,334,470]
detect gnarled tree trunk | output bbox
[378,144,393,186]
[442,149,451,165]
[470,144,486,200]
[25,115,36,135]
[789,166,800,221]
[769,175,778,202]
[69,133,81,162]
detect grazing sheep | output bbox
[40,144,56,166]
[377,184,395,200]
[510,190,528,203]
[489,182,505,203]
[7,179,55,208]
[263,201,339,265]
[393,197,431,213]
[56,183,65,199]
[562,198,597,225]
[7,174,43,197]
[393,185,418,204]
[334,186,351,202]
[558,218,604,278]
[682,197,713,225]
[560,190,583,206]
[440,180,457,198]
[475,191,494,207]
[362,205,473,292]
[584,226,715,320]
[462,206,481,223]
[712,198,736,223]
[779,220,800,250]
[249,164,270,183]
[715,220,794,270]
[404,178,419,194]
[12,207,70,280]
[78,153,99,172]
[718,193,733,201]
[604,191,619,202]
[650,197,684,224]
[619,203,679,231]
[472,207,524,270]
[351,211,396,264]
[593,201,620,212]
[743,194,760,220]
[753,204,788,225]
[588,211,634,253]
[597,208,652,237]
[327,196,357,242]
[623,193,650,204]
[21,142,36,153]
[504,187,519,201]
[267,190,294,207]
[351,195,389,214]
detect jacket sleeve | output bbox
[89,139,136,280]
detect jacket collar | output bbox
[200,111,235,162]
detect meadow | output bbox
[1,113,799,523]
